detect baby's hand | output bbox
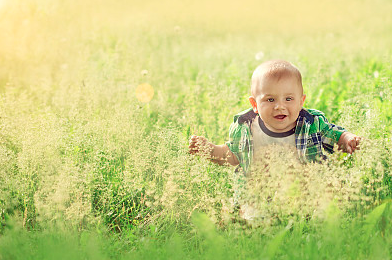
[188,135,213,156]
[338,132,361,154]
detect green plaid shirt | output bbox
[225,108,346,175]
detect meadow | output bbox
[1,0,392,258]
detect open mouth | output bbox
[274,115,287,120]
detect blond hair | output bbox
[251,60,303,97]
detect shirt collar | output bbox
[237,109,257,125]
[298,108,314,124]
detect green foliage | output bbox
[1,0,392,258]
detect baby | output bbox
[189,60,360,175]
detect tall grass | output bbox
[1,0,392,258]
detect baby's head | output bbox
[249,60,306,133]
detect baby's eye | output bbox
[267,98,274,102]
[286,97,293,101]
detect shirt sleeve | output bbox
[317,114,346,153]
[225,122,243,165]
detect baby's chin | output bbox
[265,123,296,133]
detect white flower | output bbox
[255,51,264,61]
[141,70,148,76]
[374,71,379,78]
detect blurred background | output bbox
[1,1,392,258]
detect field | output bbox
[1,0,392,259]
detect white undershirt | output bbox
[252,116,295,147]
[240,116,297,221]
[251,116,297,163]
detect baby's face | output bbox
[250,76,306,133]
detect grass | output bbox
[1,0,392,258]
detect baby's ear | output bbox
[301,94,306,106]
[248,96,258,113]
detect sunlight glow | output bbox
[0,0,7,9]
[136,83,154,103]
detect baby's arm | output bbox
[315,111,360,154]
[188,135,239,166]
[338,132,361,154]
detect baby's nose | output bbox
[274,102,285,110]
